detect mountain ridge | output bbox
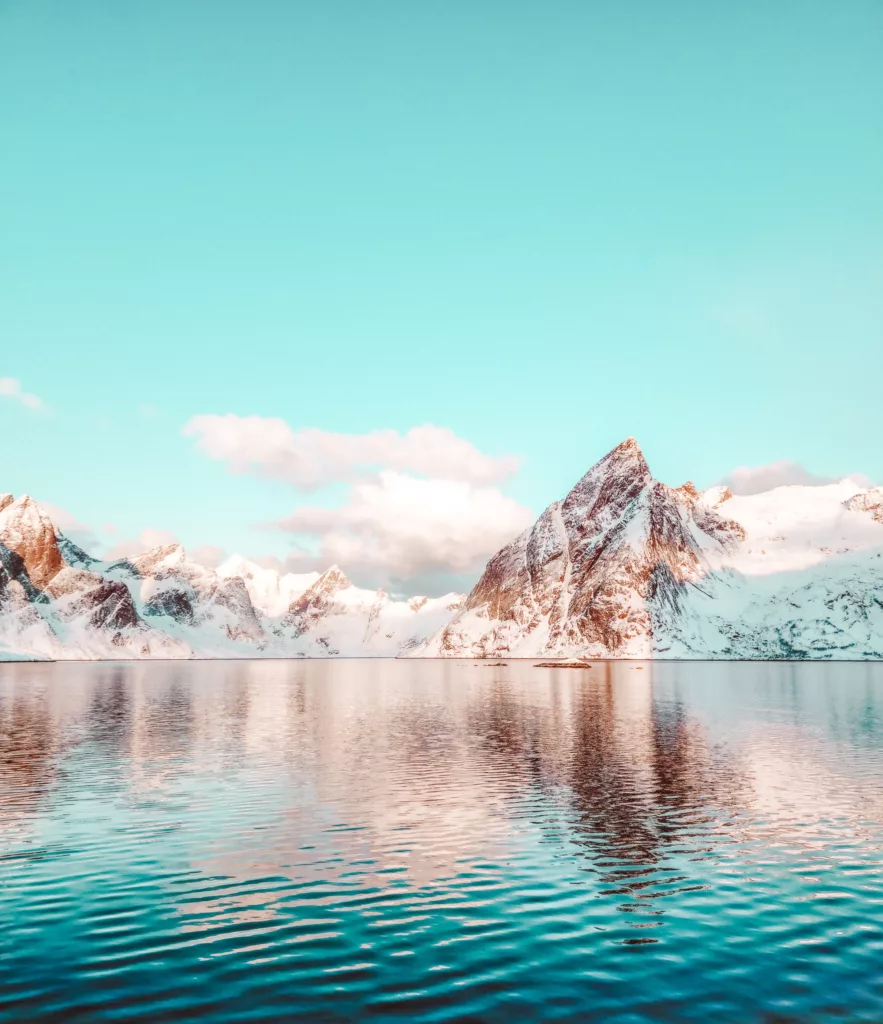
[408,439,883,660]
[2,439,881,660]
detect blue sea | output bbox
[1,659,881,1022]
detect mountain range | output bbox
[2,438,882,660]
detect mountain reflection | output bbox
[0,659,881,914]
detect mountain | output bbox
[0,495,463,660]
[409,439,883,660]
[3,439,882,662]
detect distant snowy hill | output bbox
[407,439,883,660]
[0,493,462,660]
[3,439,882,661]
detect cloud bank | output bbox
[276,470,533,586]
[183,416,520,489]
[719,459,869,496]
[184,415,531,593]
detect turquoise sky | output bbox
[2,1,881,584]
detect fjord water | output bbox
[1,661,881,1023]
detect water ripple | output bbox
[1,658,882,1021]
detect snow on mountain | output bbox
[409,439,883,660]
[216,555,320,617]
[0,501,464,660]
[3,439,881,662]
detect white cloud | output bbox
[183,415,531,592]
[275,470,534,588]
[190,544,227,568]
[0,377,43,411]
[182,416,520,489]
[105,528,178,561]
[720,459,870,496]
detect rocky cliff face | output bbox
[0,496,65,590]
[410,439,883,660]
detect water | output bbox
[1,660,882,1023]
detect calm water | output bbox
[1,660,882,1023]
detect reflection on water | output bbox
[1,659,882,1022]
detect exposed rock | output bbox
[436,439,743,657]
[845,488,883,524]
[3,449,881,662]
[143,586,195,624]
[82,581,141,630]
[0,496,64,590]
[410,439,883,660]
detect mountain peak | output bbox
[561,436,652,524]
[318,565,351,590]
[603,436,648,469]
[614,435,642,455]
[0,493,64,589]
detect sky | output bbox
[2,0,882,594]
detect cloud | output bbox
[0,377,43,411]
[184,415,531,593]
[190,544,227,568]
[105,528,179,560]
[720,459,870,496]
[182,416,520,489]
[274,470,534,590]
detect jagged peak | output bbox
[602,436,649,469]
[129,542,187,575]
[562,437,653,517]
[147,542,185,559]
[613,436,643,456]
[699,484,734,508]
[0,493,13,514]
[0,493,64,590]
[317,564,351,589]
[0,493,52,522]
[584,437,651,481]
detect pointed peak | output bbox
[561,436,653,520]
[605,436,646,463]
[314,564,352,593]
[130,542,186,575]
[575,436,651,485]
[699,484,733,508]
[9,493,42,514]
[677,481,699,500]
[0,492,64,589]
[0,493,56,530]
[0,493,12,514]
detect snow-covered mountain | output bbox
[0,494,462,660]
[409,439,883,660]
[3,438,882,662]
